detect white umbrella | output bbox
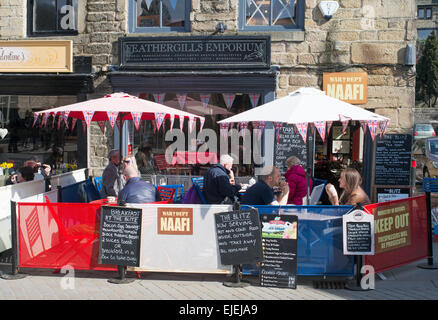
[218,87,390,141]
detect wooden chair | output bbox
[154,154,170,173]
[157,186,176,203]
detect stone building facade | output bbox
[0,0,416,175]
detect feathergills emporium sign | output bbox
[118,36,271,70]
[0,40,73,73]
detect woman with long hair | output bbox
[325,167,370,206]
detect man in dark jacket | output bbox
[118,166,161,205]
[203,154,241,204]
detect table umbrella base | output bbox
[1,273,27,280]
[108,278,135,284]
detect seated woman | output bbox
[325,167,371,206]
[284,156,312,205]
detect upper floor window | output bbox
[28,0,78,36]
[418,7,432,20]
[129,0,190,33]
[239,0,304,31]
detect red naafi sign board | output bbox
[364,195,429,273]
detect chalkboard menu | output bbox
[274,124,314,175]
[215,208,263,266]
[99,206,142,267]
[374,134,412,186]
[259,214,298,289]
[343,209,374,255]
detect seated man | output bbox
[101,149,123,198]
[203,154,241,204]
[118,166,161,205]
[241,166,289,205]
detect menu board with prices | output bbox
[343,209,374,255]
[259,214,298,289]
[374,134,412,186]
[99,206,142,267]
[274,124,314,176]
[215,208,263,266]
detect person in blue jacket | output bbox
[203,154,241,204]
[118,166,161,205]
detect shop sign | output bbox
[157,207,193,235]
[374,202,411,254]
[118,36,270,70]
[0,40,73,73]
[323,72,368,104]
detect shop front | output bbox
[0,40,93,178]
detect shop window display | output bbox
[0,95,81,178]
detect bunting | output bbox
[169,0,178,9]
[199,117,205,133]
[367,119,379,141]
[107,111,118,129]
[314,121,326,142]
[258,121,266,140]
[240,121,249,141]
[249,93,261,108]
[179,115,185,131]
[57,112,63,130]
[41,113,49,127]
[32,113,39,128]
[326,121,333,136]
[200,94,211,109]
[379,119,390,138]
[52,113,56,128]
[63,111,70,129]
[223,93,236,110]
[153,93,165,105]
[295,122,308,143]
[71,118,77,133]
[144,0,153,10]
[169,114,175,130]
[219,123,230,140]
[177,94,187,110]
[131,112,142,131]
[82,110,94,127]
[274,122,283,144]
[188,116,195,134]
[155,112,166,132]
[97,121,106,134]
[360,120,368,135]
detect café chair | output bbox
[162,184,184,203]
[93,177,103,197]
[154,154,171,174]
[84,179,102,202]
[157,186,176,203]
[191,177,207,204]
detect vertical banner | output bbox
[260,215,298,289]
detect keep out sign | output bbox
[157,207,193,235]
[374,202,411,254]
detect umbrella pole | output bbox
[118,115,125,193]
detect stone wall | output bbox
[0,0,417,174]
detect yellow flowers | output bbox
[64,163,78,171]
[0,162,14,169]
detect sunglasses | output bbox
[123,160,131,164]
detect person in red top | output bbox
[284,156,312,205]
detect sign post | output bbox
[99,206,142,284]
[343,205,374,291]
[214,205,263,288]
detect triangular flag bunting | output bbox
[274,122,283,144]
[155,112,166,132]
[52,113,56,128]
[153,93,165,104]
[82,110,94,127]
[367,120,379,141]
[32,113,39,128]
[296,122,308,143]
[107,111,118,129]
[97,121,106,134]
[179,115,185,131]
[131,112,142,131]
[177,94,187,110]
[145,0,153,10]
[360,120,368,135]
[258,121,266,140]
[57,112,63,130]
[223,93,236,110]
[169,114,175,130]
[249,93,260,108]
[200,94,210,109]
[314,121,326,142]
[71,118,77,132]
[199,117,205,133]
[188,116,196,134]
[219,123,229,140]
[169,0,177,10]
[240,121,249,141]
[326,121,333,135]
[41,113,49,127]
[63,111,69,129]
[379,119,390,138]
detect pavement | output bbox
[0,243,437,302]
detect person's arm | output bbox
[217,175,240,198]
[325,183,339,205]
